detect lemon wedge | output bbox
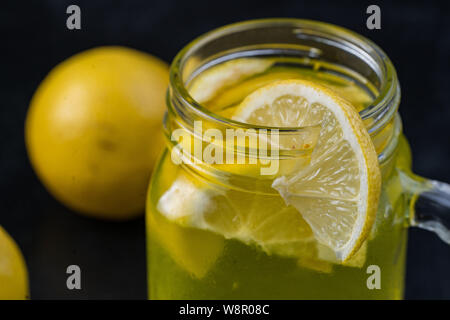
[233,79,381,261]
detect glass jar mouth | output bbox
[169,18,399,136]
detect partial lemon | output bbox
[26,46,169,220]
[0,227,29,299]
[233,79,381,261]
[317,241,368,268]
[151,173,224,278]
[148,204,224,279]
[147,154,224,279]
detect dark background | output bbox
[1,0,449,299]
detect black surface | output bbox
[0,0,449,299]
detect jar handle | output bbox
[400,170,450,244]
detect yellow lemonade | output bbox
[147,55,410,299]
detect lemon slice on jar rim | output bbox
[233,79,381,262]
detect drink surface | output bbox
[195,57,376,115]
[147,56,409,299]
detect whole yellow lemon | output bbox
[0,226,29,299]
[25,46,169,220]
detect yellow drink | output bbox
[147,53,410,299]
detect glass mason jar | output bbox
[146,19,450,299]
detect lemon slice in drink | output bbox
[149,157,225,279]
[233,79,381,261]
[158,175,340,273]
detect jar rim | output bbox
[169,18,400,135]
